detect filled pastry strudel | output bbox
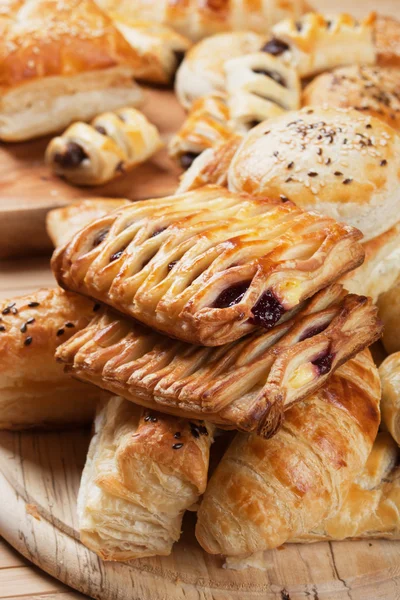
[78,395,213,560]
[52,186,365,346]
[195,349,381,556]
[0,288,101,430]
[378,279,400,354]
[0,0,144,141]
[379,353,400,446]
[46,107,162,186]
[55,284,382,437]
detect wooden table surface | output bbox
[1,0,400,597]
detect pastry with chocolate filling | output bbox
[56,284,382,437]
[46,107,162,186]
[78,395,213,560]
[52,185,365,346]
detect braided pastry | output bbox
[46,107,162,186]
[52,185,365,346]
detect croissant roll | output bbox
[377,279,400,355]
[379,353,400,445]
[55,284,382,437]
[262,13,376,79]
[195,350,381,557]
[0,288,100,430]
[51,185,365,346]
[224,52,300,133]
[168,93,234,170]
[78,396,214,561]
[45,107,162,186]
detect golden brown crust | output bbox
[78,396,214,560]
[0,287,100,430]
[51,185,365,346]
[375,15,400,68]
[303,66,400,131]
[0,0,142,91]
[55,284,382,437]
[46,198,131,248]
[377,277,400,355]
[379,352,400,446]
[195,350,381,555]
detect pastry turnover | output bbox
[0,0,144,141]
[303,66,400,131]
[228,107,400,242]
[55,284,381,437]
[175,32,264,109]
[378,278,400,355]
[263,12,376,79]
[46,107,162,186]
[52,185,365,346]
[95,0,310,42]
[379,353,400,446]
[195,350,381,556]
[224,52,300,133]
[46,199,131,248]
[0,288,100,430]
[78,395,213,560]
[169,93,234,170]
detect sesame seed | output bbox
[308,171,318,177]
[174,432,181,439]
[343,178,353,185]
[380,159,387,166]
[172,443,184,450]
[28,301,40,308]
[2,308,10,315]
[317,148,322,155]
[0,326,5,332]
[325,158,331,165]
[366,124,372,129]
[287,162,294,169]
[334,171,343,176]
[24,337,33,346]
[65,322,75,328]
[26,318,35,324]
[56,328,65,337]
[20,323,27,333]
[280,195,290,202]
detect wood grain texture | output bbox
[0,88,185,259]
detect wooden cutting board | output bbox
[0,427,399,600]
[0,87,185,259]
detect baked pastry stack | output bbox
[46,107,162,186]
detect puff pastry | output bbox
[377,278,400,355]
[95,0,310,42]
[379,353,400,446]
[169,93,234,170]
[303,66,400,132]
[228,107,400,243]
[195,349,381,556]
[0,0,145,141]
[0,288,100,430]
[46,198,131,248]
[78,395,213,560]
[224,52,300,133]
[175,32,264,109]
[55,284,381,437]
[52,185,365,346]
[375,15,400,68]
[46,107,162,186]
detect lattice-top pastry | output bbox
[55,284,382,437]
[261,12,376,78]
[224,52,300,133]
[46,107,162,186]
[169,93,234,170]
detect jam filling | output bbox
[168,260,178,272]
[180,152,199,170]
[299,322,329,342]
[95,125,107,135]
[54,142,88,169]
[312,351,335,375]
[250,290,285,329]
[252,68,286,88]
[260,38,290,56]
[92,228,110,248]
[110,245,128,262]
[213,281,251,309]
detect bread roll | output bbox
[303,66,400,131]
[375,15,400,68]
[379,352,400,445]
[78,395,213,560]
[196,350,381,557]
[0,288,100,430]
[228,107,400,242]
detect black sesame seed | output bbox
[174,432,181,439]
[343,178,353,185]
[273,151,279,157]
[317,148,322,155]
[11,308,18,314]
[56,328,65,336]
[28,301,40,307]
[144,415,151,422]
[2,307,10,315]
[287,161,294,169]
[0,325,5,332]
[150,416,158,423]
[285,177,293,183]
[24,336,33,346]
[172,443,184,450]
[280,194,290,202]
[308,171,318,177]
[26,317,35,324]
[20,323,27,333]
[380,159,387,166]
[334,171,343,176]
[366,124,372,129]
[198,425,209,436]
[93,303,101,312]
[325,158,331,165]
[65,322,74,328]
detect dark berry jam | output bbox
[250,290,285,329]
[213,281,251,309]
[54,142,88,168]
[252,68,286,87]
[180,152,199,170]
[92,228,110,248]
[299,322,329,342]
[312,351,335,375]
[260,38,290,56]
